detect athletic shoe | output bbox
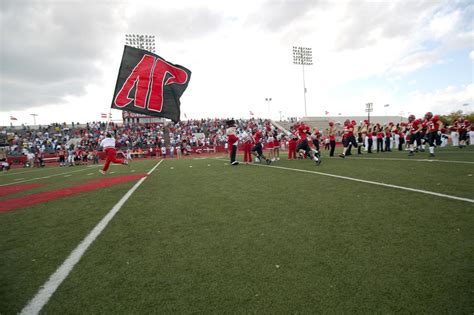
[255,158,260,163]
[408,152,415,156]
[99,170,106,175]
[266,159,272,165]
[231,161,239,165]
[339,154,345,158]
[123,160,129,165]
[315,159,322,166]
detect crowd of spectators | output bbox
[0,118,273,162]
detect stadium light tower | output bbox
[30,113,38,126]
[125,34,156,53]
[293,46,312,117]
[265,98,272,118]
[365,103,373,124]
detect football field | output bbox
[1,147,473,313]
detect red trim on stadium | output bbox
[0,174,147,213]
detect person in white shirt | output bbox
[99,133,128,174]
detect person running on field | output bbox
[251,128,272,164]
[339,119,357,158]
[424,112,443,157]
[296,121,321,165]
[99,133,128,174]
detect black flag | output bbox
[111,45,191,123]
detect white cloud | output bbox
[406,84,473,116]
[470,50,474,60]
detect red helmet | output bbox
[351,120,357,125]
[408,114,415,122]
[364,119,369,124]
[425,112,433,120]
[329,121,334,127]
[344,119,350,126]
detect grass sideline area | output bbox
[1,147,473,313]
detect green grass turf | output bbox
[1,147,473,313]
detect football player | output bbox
[296,121,321,165]
[339,119,357,158]
[425,112,443,157]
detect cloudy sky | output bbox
[0,0,473,126]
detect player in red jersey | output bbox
[425,112,443,157]
[339,120,357,158]
[57,146,66,167]
[457,117,470,148]
[295,122,321,165]
[406,115,423,156]
[251,129,272,164]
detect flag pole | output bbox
[105,108,112,135]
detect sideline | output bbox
[251,164,474,204]
[350,156,474,164]
[19,160,163,315]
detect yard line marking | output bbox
[63,175,71,177]
[0,168,56,177]
[0,167,100,187]
[87,173,93,176]
[252,164,474,204]
[14,178,25,181]
[20,159,163,315]
[351,156,474,164]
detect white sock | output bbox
[429,146,434,154]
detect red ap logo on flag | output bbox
[111,46,191,122]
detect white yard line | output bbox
[252,164,474,204]
[0,167,97,187]
[20,159,163,315]
[350,156,474,164]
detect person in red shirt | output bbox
[295,121,321,165]
[425,112,443,157]
[339,120,358,158]
[57,146,66,167]
[287,134,297,160]
[251,129,271,164]
[328,122,336,156]
[366,128,373,153]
